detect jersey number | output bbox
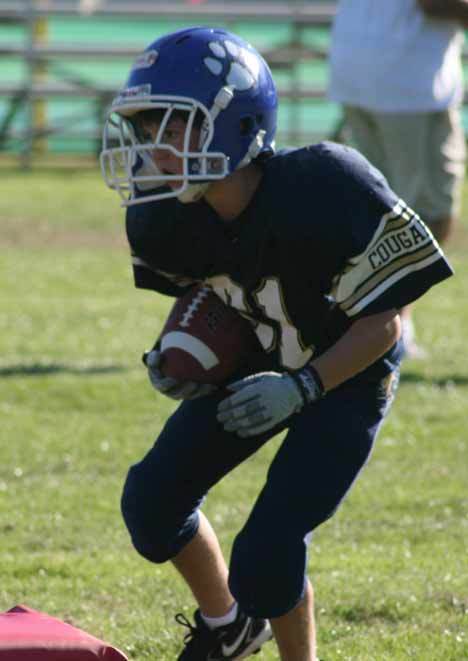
[207,275,313,369]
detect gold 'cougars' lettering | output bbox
[368,225,428,270]
[410,224,428,244]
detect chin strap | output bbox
[177,85,269,203]
[177,127,268,203]
[177,86,234,204]
[177,182,211,203]
[237,129,267,169]
[211,86,235,120]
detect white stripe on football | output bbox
[161,331,220,370]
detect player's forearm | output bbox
[418,0,468,26]
[310,309,401,392]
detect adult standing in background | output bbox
[328,0,468,358]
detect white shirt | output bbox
[328,0,464,112]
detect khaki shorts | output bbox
[344,106,466,224]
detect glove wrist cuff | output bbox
[292,364,325,406]
[142,339,162,367]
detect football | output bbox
[158,285,259,384]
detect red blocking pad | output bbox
[0,605,128,660]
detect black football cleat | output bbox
[176,608,272,660]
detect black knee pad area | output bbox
[228,530,307,619]
[120,464,179,564]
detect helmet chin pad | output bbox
[177,182,211,204]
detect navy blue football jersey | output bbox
[126,141,453,377]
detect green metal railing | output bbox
[0,2,343,162]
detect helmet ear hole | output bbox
[240,114,265,137]
[240,116,255,136]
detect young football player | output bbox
[101,27,453,661]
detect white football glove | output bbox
[217,366,324,437]
[143,349,216,400]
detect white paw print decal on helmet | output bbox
[204,40,260,91]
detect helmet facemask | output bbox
[100,97,230,206]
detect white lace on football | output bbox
[179,286,210,327]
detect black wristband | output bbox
[292,364,325,405]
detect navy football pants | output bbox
[121,373,397,619]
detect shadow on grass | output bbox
[4,364,467,387]
[400,371,468,387]
[0,363,126,377]
[331,601,407,625]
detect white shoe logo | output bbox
[220,617,251,657]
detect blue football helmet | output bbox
[101,26,278,205]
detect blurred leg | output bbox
[270,579,317,661]
[173,510,234,617]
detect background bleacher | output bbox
[0,0,466,164]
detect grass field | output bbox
[1,162,467,660]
